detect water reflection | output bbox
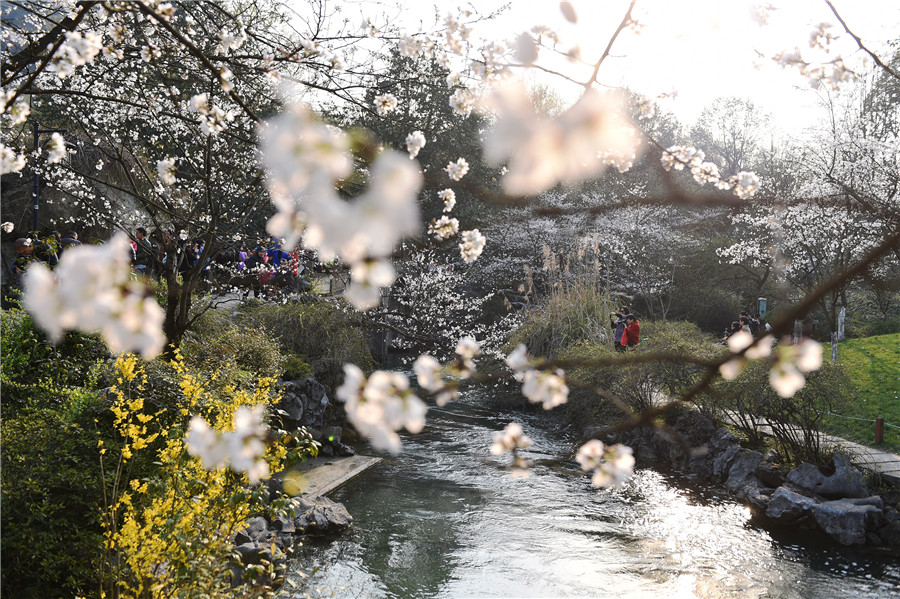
[286,392,900,598]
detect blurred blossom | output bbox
[490,421,533,477]
[336,364,427,454]
[505,344,530,377]
[374,93,398,116]
[1,143,26,174]
[521,368,568,410]
[482,81,639,195]
[1,222,13,233]
[769,338,822,398]
[445,157,470,181]
[514,32,538,65]
[459,229,486,263]
[23,234,166,358]
[46,30,102,78]
[185,405,269,483]
[405,130,426,159]
[47,133,67,164]
[576,440,635,488]
[156,157,177,185]
[216,27,247,53]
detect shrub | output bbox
[242,300,373,392]
[715,359,851,466]
[1,391,108,597]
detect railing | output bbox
[827,412,899,444]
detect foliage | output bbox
[0,391,108,597]
[825,333,900,450]
[242,299,374,391]
[180,309,287,380]
[101,354,314,598]
[0,307,111,412]
[714,359,851,466]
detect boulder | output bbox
[293,495,353,536]
[818,454,868,499]
[786,456,868,499]
[276,378,329,431]
[754,450,786,489]
[811,497,884,546]
[766,487,817,524]
[712,445,741,481]
[724,449,764,494]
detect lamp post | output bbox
[32,121,66,232]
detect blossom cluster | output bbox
[719,331,823,398]
[187,93,235,136]
[481,82,640,196]
[505,344,570,410]
[47,30,103,79]
[660,145,760,200]
[413,337,482,406]
[23,233,166,358]
[336,364,427,454]
[490,422,534,477]
[576,440,635,488]
[185,405,270,483]
[260,102,423,309]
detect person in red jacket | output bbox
[621,314,640,349]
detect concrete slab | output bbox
[295,455,381,497]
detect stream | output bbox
[285,385,900,598]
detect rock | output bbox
[240,516,270,543]
[709,427,738,452]
[786,462,827,494]
[766,487,817,524]
[811,497,884,546]
[724,449,764,494]
[786,456,868,499]
[275,378,329,430]
[712,445,741,481]
[234,542,264,565]
[754,450,786,489]
[272,514,295,534]
[293,495,353,536]
[818,454,868,499]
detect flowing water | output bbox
[285,386,900,598]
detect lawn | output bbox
[823,333,900,452]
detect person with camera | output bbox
[609,305,631,352]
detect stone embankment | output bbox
[591,411,900,548]
[230,376,367,586]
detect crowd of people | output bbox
[3,227,324,301]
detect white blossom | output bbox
[576,440,634,488]
[1,144,26,174]
[428,215,459,241]
[438,188,456,212]
[7,99,30,125]
[459,229,486,263]
[405,130,426,159]
[156,157,177,185]
[1,222,14,233]
[445,157,470,181]
[47,133,66,164]
[216,27,247,53]
[490,422,533,455]
[23,234,166,358]
[185,405,270,483]
[374,93,398,116]
[521,368,568,410]
[449,88,477,116]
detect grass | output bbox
[822,333,900,452]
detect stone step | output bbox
[295,455,381,497]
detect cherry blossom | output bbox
[405,130,426,159]
[428,215,460,241]
[576,440,635,488]
[185,405,270,483]
[374,93,398,116]
[156,157,177,185]
[438,189,456,212]
[1,143,26,175]
[521,368,569,410]
[46,133,67,164]
[445,157,470,181]
[459,229,486,264]
[23,234,166,359]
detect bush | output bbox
[1,308,111,413]
[181,310,287,380]
[242,300,373,392]
[1,392,109,597]
[715,360,851,466]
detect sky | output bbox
[344,0,900,135]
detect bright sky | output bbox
[347,0,900,135]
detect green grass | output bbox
[823,333,900,452]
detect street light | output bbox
[32,121,66,232]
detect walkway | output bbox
[295,454,381,497]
